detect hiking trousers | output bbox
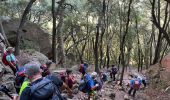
[110,73,116,81]
[128,87,137,97]
[8,65,17,75]
[142,80,146,87]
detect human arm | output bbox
[11,87,30,100]
[47,75,72,96]
[61,82,72,96]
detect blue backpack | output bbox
[94,79,102,91]
[78,80,89,93]
[78,74,91,93]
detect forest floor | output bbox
[0,65,147,100]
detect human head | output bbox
[24,62,41,80]
[112,65,115,68]
[6,47,14,53]
[91,72,97,79]
[79,64,86,75]
[46,60,53,68]
[66,69,72,75]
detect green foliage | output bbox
[1,0,168,68]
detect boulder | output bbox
[16,50,48,66]
[124,94,129,100]
[2,19,51,55]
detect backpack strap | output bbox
[30,78,52,94]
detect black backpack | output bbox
[30,77,65,100]
[112,67,117,74]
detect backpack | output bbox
[112,67,117,74]
[15,67,26,93]
[94,79,102,91]
[30,77,64,100]
[78,74,91,93]
[78,80,89,93]
[2,52,9,65]
[133,80,140,89]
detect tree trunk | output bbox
[52,0,57,62]
[106,45,110,69]
[94,25,100,73]
[151,0,170,46]
[15,0,36,55]
[56,0,66,67]
[120,0,133,86]
[153,0,163,64]
[99,0,106,69]
[150,24,154,65]
[135,14,141,72]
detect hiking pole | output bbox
[0,85,13,99]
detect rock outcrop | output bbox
[2,18,51,55]
[16,49,49,66]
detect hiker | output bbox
[18,60,52,95]
[110,65,118,81]
[79,63,88,77]
[2,47,18,74]
[12,62,72,100]
[60,69,77,89]
[15,67,26,94]
[137,75,147,88]
[91,72,103,93]
[128,76,142,97]
[40,60,52,77]
[78,64,99,100]
[19,60,54,95]
[101,72,107,82]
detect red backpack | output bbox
[133,80,140,89]
[2,52,9,65]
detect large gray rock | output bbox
[16,50,49,66]
[2,19,51,55]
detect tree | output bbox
[56,0,66,67]
[52,0,57,62]
[120,0,133,86]
[15,0,36,55]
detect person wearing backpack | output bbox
[40,60,53,77]
[60,69,77,89]
[78,64,99,100]
[11,62,72,100]
[128,76,142,97]
[15,67,26,94]
[91,72,102,91]
[2,47,18,75]
[110,65,118,81]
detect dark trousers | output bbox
[110,73,116,81]
[9,66,17,75]
[142,80,146,87]
[128,87,137,97]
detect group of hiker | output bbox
[0,46,147,100]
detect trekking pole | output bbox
[0,85,13,99]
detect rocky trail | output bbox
[0,64,148,100]
[64,66,148,100]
